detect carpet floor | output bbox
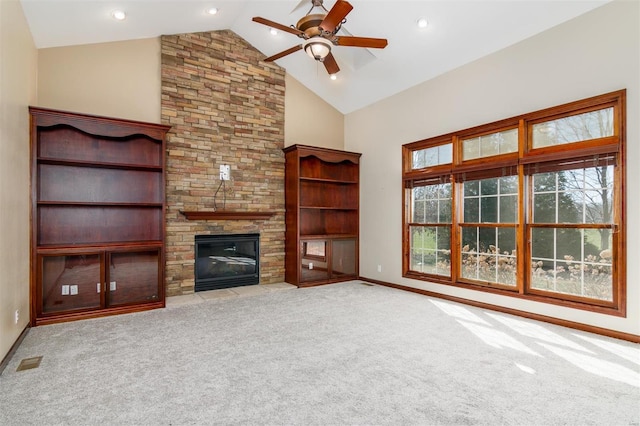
[0,281,638,425]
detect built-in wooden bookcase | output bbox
[283,145,361,287]
[30,107,170,325]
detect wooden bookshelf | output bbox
[283,145,361,287]
[30,107,170,325]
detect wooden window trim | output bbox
[402,89,626,317]
[520,142,618,166]
[403,164,452,181]
[454,164,519,182]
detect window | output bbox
[462,128,518,160]
[531,108,614,148]
[460,175,518,288]
[409,180,452,277]
[412,144,452,169]
[528,158,615,302]
[402,90,625,315]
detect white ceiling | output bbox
[20,0,610,114]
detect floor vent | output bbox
[16,356,42,372]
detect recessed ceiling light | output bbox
[330,74,337,81]
[206,7,219,15]
[270,28,278,36]
[112,10,126,21]
[417,17,428,29]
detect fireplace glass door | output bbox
[195,234,260,291]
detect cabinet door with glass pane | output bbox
[300,239,330,283]
[37,246,163,319]
[107,248,161,306]
[300,238,358,284]
[39,252,104,315]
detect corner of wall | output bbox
[284,73,345,150]
[0,0,38,363]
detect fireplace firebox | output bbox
[195,233,260,291]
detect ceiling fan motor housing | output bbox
[297,14,326,38]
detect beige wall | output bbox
[284,74,344,149]
[346,0,640,336]
[38,38,162,123]
[37,38,345,150]
[0,0,37,362]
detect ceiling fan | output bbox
[252,0,388,75]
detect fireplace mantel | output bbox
[180,211,276,221]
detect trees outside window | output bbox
[529,164,614,302]
[402,90,625,315]
[460,175,518,288]
[410,182,452,277]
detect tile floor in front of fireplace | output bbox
[166,282,297,307]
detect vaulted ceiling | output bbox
[20,0,610,114]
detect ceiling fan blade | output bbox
[323,52,340,75]
[263,45,303,62]
[335,36,388,49]
[252,17,304,37]
[319,0,353,33]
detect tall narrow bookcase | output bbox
[283,145,361,287]
[30,107,170,325]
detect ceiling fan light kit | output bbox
[252,0,388,75]
[303,37,332,60]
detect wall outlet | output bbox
[377,264,382,273]
[62,285,70,295]
[219,164,230,181]
[309,262,314,270]
[14,309,19,324]
[110,281,117,291]
[70,285,78,295]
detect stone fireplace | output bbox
[161,30,286,296]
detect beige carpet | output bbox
[1,281,638,425]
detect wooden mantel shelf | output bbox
[180,211,276,220]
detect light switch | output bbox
[70,285,78,295]
[61,285,70,295]
[219,164,230,181]
[110,281,117,291]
